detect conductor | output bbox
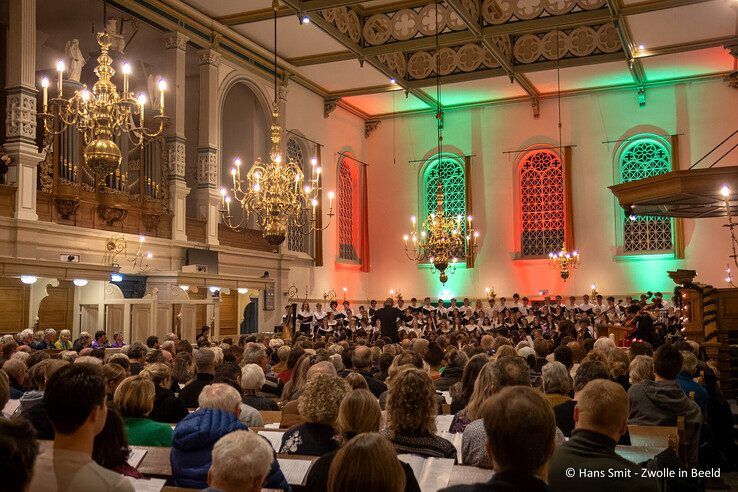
[373,298,404,343]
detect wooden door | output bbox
[0,279,29,334]
[219,291,238,337]
[38,281,74,332]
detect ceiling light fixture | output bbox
[73,278,89,287]
[20,275,38,285]
[110,273,123,282]
[389,78,396,84]
[300,14,310,24]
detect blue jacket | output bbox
[170,407,290,490]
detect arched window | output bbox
[619,136,673,252]
[286,137,307,253]
[519,149,566,257]
[338,159,357,261]
[421,154,467,258]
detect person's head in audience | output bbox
[58,329,71,345]
[424,341,444,370]
[411,338,429,358]
[93,330,107,347]
[481,386,555,478]
[345,371,369,390]
[30,359,67,392]
[337,389,381,441]
[175,339,193,356]
[0,370,10,409]
[242,343,269,372]
[299,374,350,426]
[42,328,57,346]
[541,361,572,396]
[572,360,610,397]
[351,345,373,372]
[140,362,172,389]
[92,407,132,472]
[628,355,654,384]
[240,363,266,395]
[195,348,216,375]
[593,336,616,355]
[607,348,630,382]
[74,355,102,366]
[464,362,496,420]
[574,379,628,442]
[44,364,107,445]
[680,350,698,377]
[114,375,155,418]
[480,335,494,353]
[653,344,682,381]
[107,352,130,373]
[199,383,242,417]
[146,335,160,349]
[3,358,27,389]
[386,367,437,435]
[206,430,273,492]
[101,363,127,402]
[59,350,77,363]
[494,344,516,359]
[553,345,573,370]
[458,353,489,404]
[127,342,147,363]
[491,356,530,391]
[328,433,405,492]
[0,418,38,492]
[629,340,653,359]
[3,340,19,360]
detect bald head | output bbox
[412,339,429,357]
[481,335,494,352]
[307,361,337,380]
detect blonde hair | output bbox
[576,379,628,435]
[114,375,155,417]
[607,349,629,380]
[629,355,654,384]
[328,433,405,492]
[298,373,350,425]
[337,389,381,440]
[465,362,495,420]
[140,362,171,386]
[101,363,126,386]
[494,345,516,359]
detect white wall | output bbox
[362,79,738,300]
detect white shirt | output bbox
[30,447,134,492]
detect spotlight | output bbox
[110,274,123,283]
[73,279,88,287]
[300,14,310,24]
[179,285,190,291]
[720,185,730,197]
[20,275,38,285]
[629,214,637,221]
[209,286,220,293]
[389,78,396,84]
[237,288,249,294]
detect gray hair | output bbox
[11,352,29,363]
[19,329,33,339]
[0,334,13,344]
[209,431,273,488]
[329,353,344,373]
[541,361,572,395]
[681,351,698,375]
[491,356,530,390]
[198,383,242,412]
[195,348,216,371]
[59,329,71,338]
[210,346,224,366]
[74,355,102,366]
[59,350,77,363]
[629,355,654,384]
[593,336,616,354]
[44,328,57,337]
[242,343,267,365]
[240,363,266,391]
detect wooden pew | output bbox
[627,415,686,463]
[259,410,283,425]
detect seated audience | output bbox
[91,330,108,350]
[328,433,408,492]
[280,360,337,428]
[541,361,572,407]
[450,361,494,433]
[628,344,701,467]
[36,329,57,350]
[204,431,274,492]
[553,359,610,437]
[114,375,173,447]
[242,343,283,396]
[280,373,350,456]
[349,345,386,397]
[280,352,311,402]
[548,380,659,492]
[101,363,127,407]
[171,383,289,490]
[607,348,631,391]
[0,418,38,492]
[306,388,420,492]
[140,362,188,423]
[450,354,488,414]
[441,386,555,492]
[179,348,216,408]
[3,358,27,399]
[435,350,467,392]
[629,355,654,384]
[382,367,457,460]
[53,330,73,350]
[676,350,708,412]
[126,342,147,375]
[241,363,280,410]
[19,359,68,439]
[213,361,263,427]
[28,364,135,491]
[92,408,143,478]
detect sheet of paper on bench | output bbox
[436,414,454,433]
[264,422,281,429]
[259,431,284,452]
[2,399,20,418]
[441,391,452,404]
[437,431,463,465]
[398,455,454,492]
[127,448,148,469]
[125,477,166,492]
[277,458,312,485]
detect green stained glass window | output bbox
[423,156,466,256]
[619,137,673,252]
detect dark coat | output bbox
[178,373,215,408]
[435,366,464,392]
[149,384,189,424]
[440,472,549,492]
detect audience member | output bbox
[127,342,147,375]
[241,363,279,410]
[349,345,386,397]
[553,359,610,437]
[204,431,274,492]
[450,362,494,433]
[541,361,572,407]
[213,361,263,427]
[179,348,216,408]
[450,354,487,414]
[0,418,39,492]
[140,362,188,423]
[92,408,143,478]
[675,350,708,412]
[28,364,134,491]
[328,433,407,492]
[114,375,173,446]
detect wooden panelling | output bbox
[218,224,272,252]
[38,280,74,332]
[0,278,29,334]
[219,291,238,337]
[0,185,17,217]
[186,218,207,243]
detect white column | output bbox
[196,49,221,246]
[164,32,190,241]
[6,0,42,221]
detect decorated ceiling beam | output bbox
[280,0,438,108]
[444,0,540,116]
[288,50,356,66]
[605,0,647,100]
[215,6,294,26]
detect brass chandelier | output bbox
[548,247,580,281]
[403,182,478,284]
[220,0,333,248]
[38,31,167,180]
